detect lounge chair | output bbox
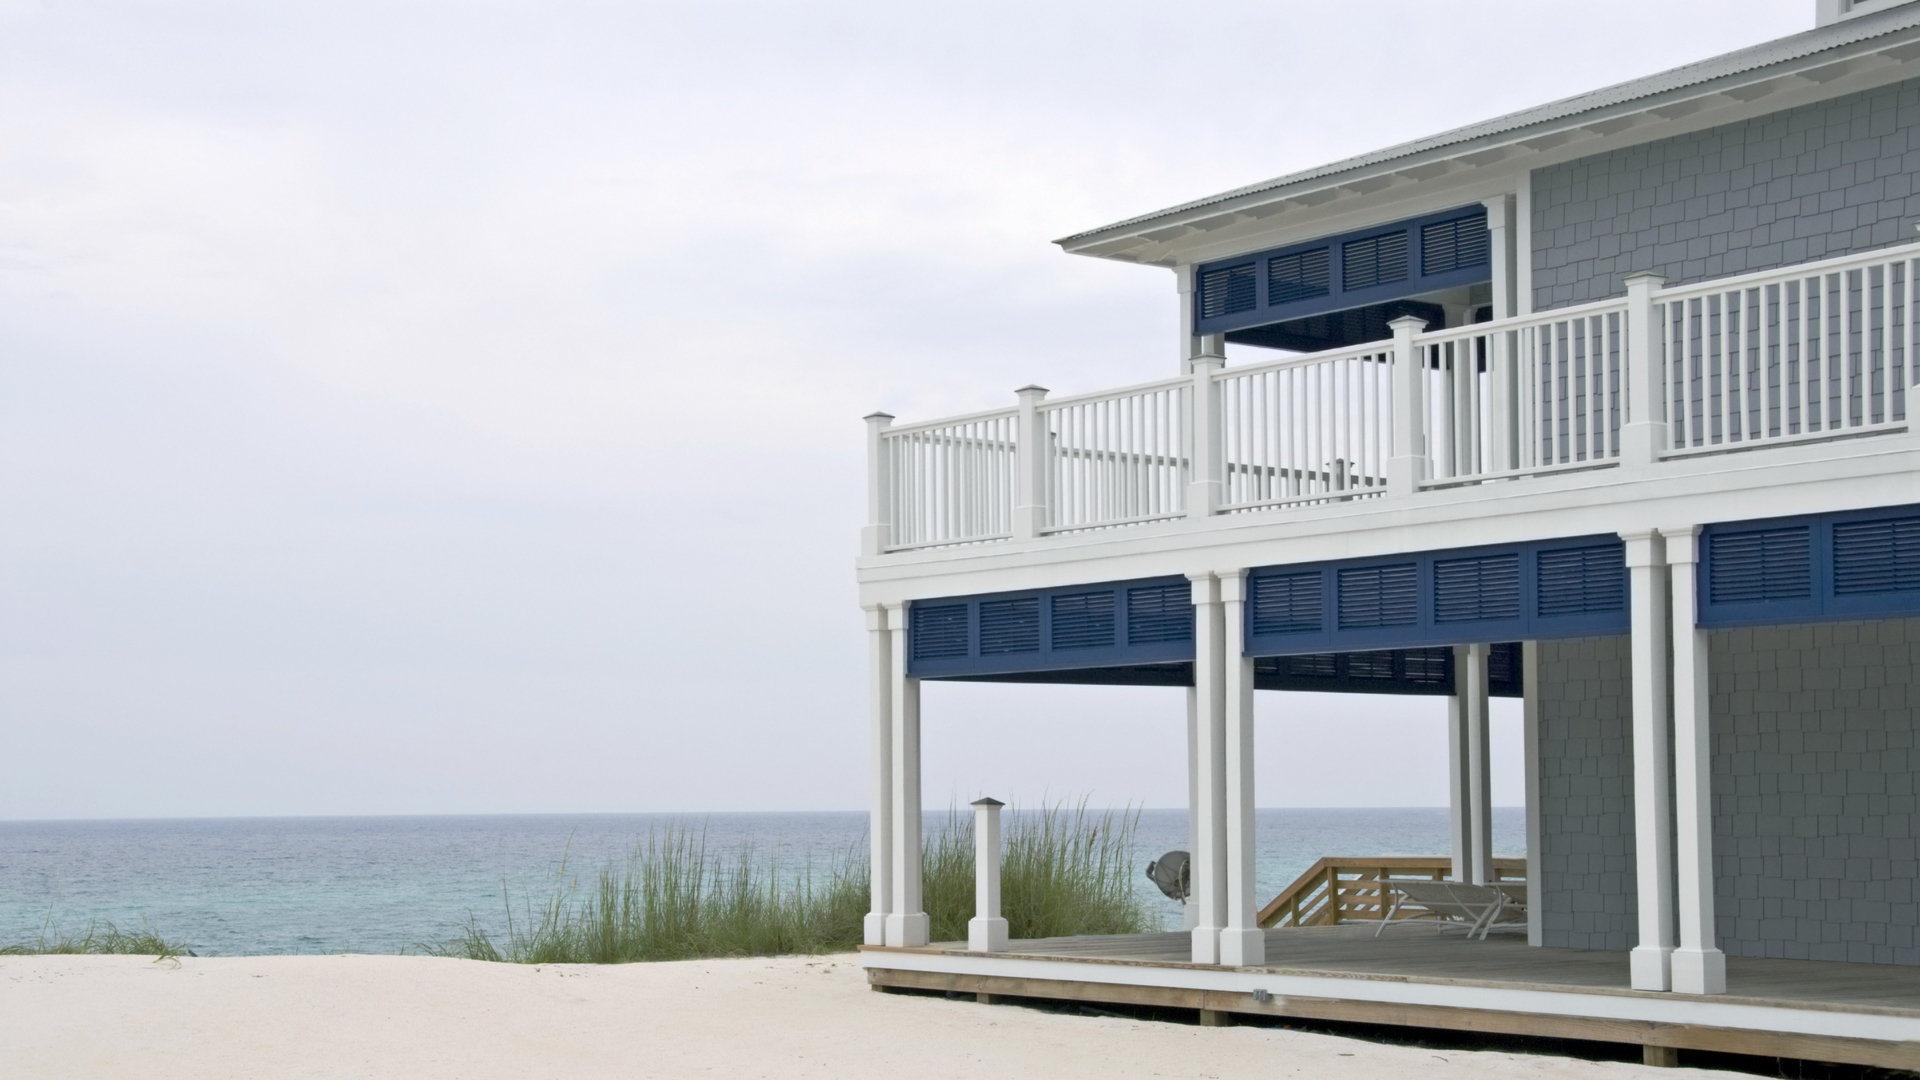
[1373,880,1511,939]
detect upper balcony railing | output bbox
[862,242,1920,556]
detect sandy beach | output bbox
[2,952,1719,1079]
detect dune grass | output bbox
[428,801,1150,964]
[1,919,192,959]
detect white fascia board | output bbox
[861,949,1920,1042]
[854,440,1920,607]
[1067,30,1920,268]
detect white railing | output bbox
[1657,249,1915,456]
[862,241,1920,554]
[1042,379,1189,533]
[1416,299,1629,486]
[1217,344,1391,511]
[878,410,1018,550]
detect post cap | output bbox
[970,797,1006,808]
[1387,315,1429,331]
[863,411,895,423]
[1014,384,1049,397]
[1622,272,1667,288]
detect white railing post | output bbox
[1012,386,1049,540]
[862,412,894,556]
[1386,315,1430,496]
[1187,352,1224,519]
[1621,273,1669,468]
[968,797,1008,952]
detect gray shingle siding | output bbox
[1531,77,1920,311]
[1535,619,1920,964]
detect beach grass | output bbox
[428,801,1149,964]
[1,919,192,959]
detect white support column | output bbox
[968,797,1008,953]
[1664,525,1727,995]
[1621,273,1669,469]
[1522,641,1544,946]
[1175,266,1226,375]
[1218,570,1263,967]
[1447,644,1492,883]
[884,602,929,948]
[1012,385,1049,541]
[1482,194,1518,321]
[1188,572,1227,964]
[1184,685,1201,931]
[861,413,894,557]
[1515,180,1535,317]
[1386,314,1430,497]
[1624,530,1675,991]
[864,604,894,946]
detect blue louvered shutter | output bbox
[1710,528,1812,604]
[911,604,969,660]
[977,597,1040,655]
[1536,544,1626,617]
[1402,648,1453,688]
[1833,515,1920,595]
[1421,216,1491,276]
[1342,232,1409,291]
[1337,564,1418,629]
[1126,584,1193,645]
[1433,554,1520,623]
[1051,591,1117,650]
[1266,248,1331,304]
[1252,573,1324,635]
[1198,263,1256,319]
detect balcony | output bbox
[862,243,1918,559]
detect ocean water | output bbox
[0,808,1523,956]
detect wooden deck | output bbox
[863,924,1920,1068]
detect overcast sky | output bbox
[1,1,1814,819]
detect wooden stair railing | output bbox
[1256,856,1527,929]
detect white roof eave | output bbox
[1058,7,1920,263]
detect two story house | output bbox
[855,0,1920,1067]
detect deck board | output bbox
[915,923,1920,1015]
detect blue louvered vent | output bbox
[1198,264,1256,319]
[1127,584,1193,645]
[1284,653,1339,678]
[1337,564,1418,629]
[1433,554,1520,623]
[1421,216,1491,276]
[1347,651,1396,679]
[1536,544,1626,617]
[911,604,969,660]
[1710,528,1812,604]
[1834,515,1920,595]
[1251,573,1324,635]
[977,597,1040,655]
[1403,648,1452,686]
[1343,232,1408,291]
[1051,591,1116,650]
[1267,248,1331,304]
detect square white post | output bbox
[1187,354,1224,519]
[1184,686,1201,931]
[885,603,929,948]
[1624,530,1675,991]
[1218,570,1263,967]
[1188,572,1227,964]
[1012,386,1049,540]
[968,797,1009,952]
[864,604,894,946]
[1621,273,1669,468]
[1522,641,1544,946]
[1386,315,1430,497]
[1664,525,1727,995]
[1463,644,1494,884]
[1482,194,1518,321]
[861,413,894,557]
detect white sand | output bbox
[3,952,1715,1079]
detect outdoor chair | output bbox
[1373,880,1512,940]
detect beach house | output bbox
[855,0,1920,1067]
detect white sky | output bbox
[0,0,1813,818]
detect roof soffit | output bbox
[1065,11,1920,268]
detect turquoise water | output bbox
[0,808,1523,955]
